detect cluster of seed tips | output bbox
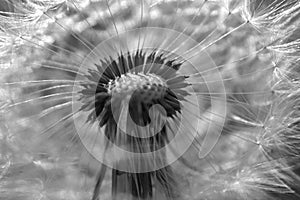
[107,72,167,104]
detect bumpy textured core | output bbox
[107,72,167,104]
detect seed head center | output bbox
[107,72,167,103]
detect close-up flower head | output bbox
[0,0,300,200]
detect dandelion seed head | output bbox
[1,0,300,199]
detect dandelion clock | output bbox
[0,0,300,200]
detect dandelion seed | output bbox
[242,0,300,35]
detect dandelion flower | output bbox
[1,0,300,200]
